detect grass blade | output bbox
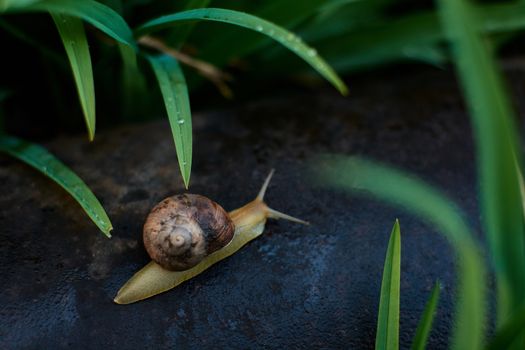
[51,13,95,141]
[487,301,525,350]
[168,0,211,49]
[136,8,348,95]
[2,0,136,50]
[312,155,485,350]
[289,2,525,74]
[118,43,147,119]
[411,282,441,350]
[438,0,525,326]
[376,220,401,350]
[0,135,112,236]
[147,55,192,189]
[195,0,327,65]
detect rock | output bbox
[2,67,520,349]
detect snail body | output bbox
[114,170,307,304]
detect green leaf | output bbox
[136,8,348,95]
[0,135,112,236]
[411,282,440,350]
[292,2,525,74]
[196,0,328,65]
[0,17,66,66]
[168,0,211,49]
[312,155,486,350]
[118,43,147,119]
[2,0,136,50]
[52,13,95,141]
[375,220,401,350]
[487,301,525,350]
[147,55,192,189]
[438,0,525,327]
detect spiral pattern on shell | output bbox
[143,194,235,271]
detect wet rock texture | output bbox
[2,67,524,349]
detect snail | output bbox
[114,170,307,304]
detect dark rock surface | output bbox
[3,66,524,349]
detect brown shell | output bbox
[143,194,235,271]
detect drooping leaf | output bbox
[375,220,401,350]
[312,155,485,350]
[438,0,525,327]
[136,8,348,95]
[147,55,192,189]
[51,13,95,141]
[196,0,329,65]
[2,0,136,50]
[411,282,441,350]
[0,135,112,236]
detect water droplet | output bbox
[307,48,317,57]
[268,29,275,36]
[182,161,187,166]
[177,119,185,125]
[255,25,263,32]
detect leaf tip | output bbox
[339,83,349,96]
[394,218,401,229]
[183,176,190,190]
[103,226,113,238]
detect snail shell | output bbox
[143,194,235,271]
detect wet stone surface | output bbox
[2,67,524,349]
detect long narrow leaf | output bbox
[2,0,136,50]
[136,8,348,95]
[52,13,95,141]
[0,135,112,236]
[312,155,485,350]
[196,0,328,65]
[118,43,147,118]
[411,282,441,350]
[291,2,525,73]
[147,55,192,189]
[375,220,401,350]
[438,0,525,326]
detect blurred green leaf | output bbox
[0,0,41,9]
[0,135,112,236]
[136,8,348,95]
[375,220,401,350]
[2,0,137,50]
[411,282,440,350]
[312,155,485,350]
[168,0,211,48]
[118,43,147,119]
[147,55,192,189]
[288,2,525,73]
[52,13,95,141]
[487,301,525,350]
[438,0,525,327]
[0,17,66,66]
